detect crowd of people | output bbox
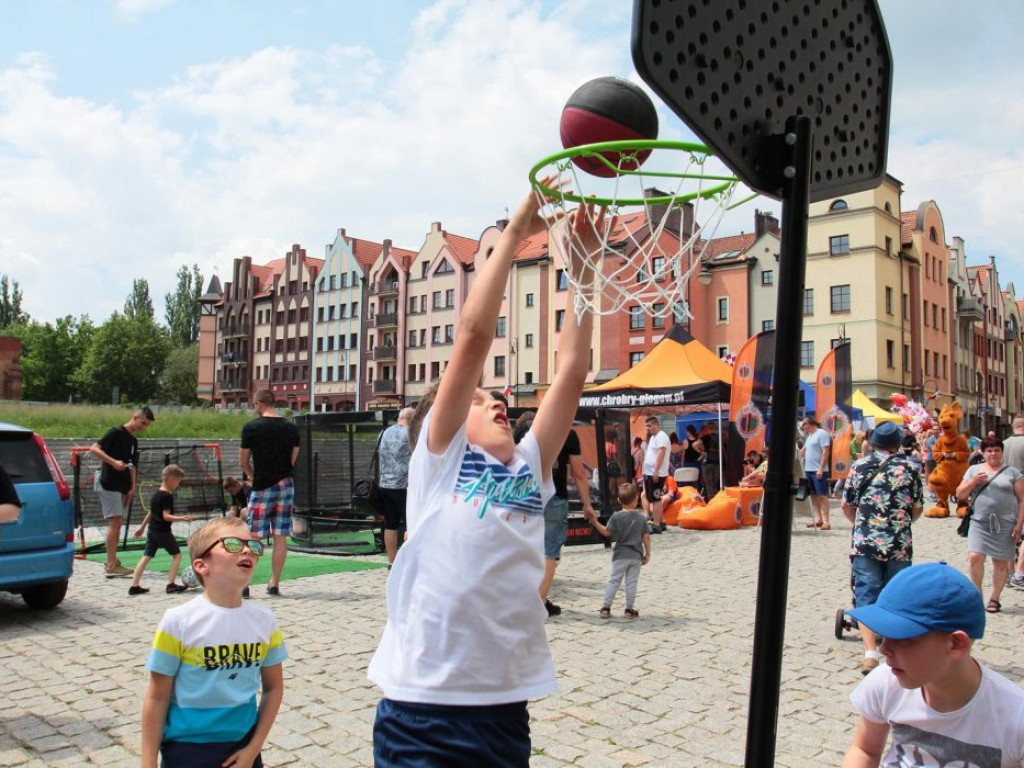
[83,183,1023,765]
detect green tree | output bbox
[164,264,203,348]
[11,315,95,401]
[72,312,170,403]
[0,275,29,329]
[124,278,155,321]
[159,343,199,404]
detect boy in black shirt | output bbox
[223,476,253,519]
[129,464,193,595]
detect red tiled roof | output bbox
[349,237,382,267]
[704,232,757,260]
[443,232,480,265]
[900,211,915,247]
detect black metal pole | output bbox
[744,114,812,767]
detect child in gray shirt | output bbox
[585,482,652,619]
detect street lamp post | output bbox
[509,337,519,407]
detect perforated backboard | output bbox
[632,0,892,202]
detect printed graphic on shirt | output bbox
[887,723,1000,768]
[457,446,543,520]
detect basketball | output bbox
[560,76,659,177]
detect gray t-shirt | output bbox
[1002,435,1024,474]
[378,423,412,489]
[963,464,1022,525]
[606,509,647,561]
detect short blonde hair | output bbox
[162,464,185,481]
[188,517,251,586]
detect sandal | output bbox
[624,608,639,620]
[986,599,1001,614]
[599,607,611,619]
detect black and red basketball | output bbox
[559,76,659,177]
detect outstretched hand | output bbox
[511,174,567,240]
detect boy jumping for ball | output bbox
[368,179,612,766]
[842,562,1024,766]
[141,517,287,768]
[129,464,193,595]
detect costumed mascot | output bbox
[924,400,969,518]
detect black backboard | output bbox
[632,0,892,202]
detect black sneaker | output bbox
[659,522,668,532]
[544,600,561,616]
[128,585,149,596]
[165,583,188,594]
[242,587,250,599]
[266,585,280,596]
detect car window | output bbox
[0,433,51,484]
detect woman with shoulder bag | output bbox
[954,435,1024,614]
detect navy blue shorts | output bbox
[161,727,262,768]
[373,698,530,767]
[805,471,831,496]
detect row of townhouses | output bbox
[197,174,1018,435]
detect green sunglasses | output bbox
[199,536,265,559]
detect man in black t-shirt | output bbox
[240,389,300,596]
[539,428,594,617]
[89,406,154,577]
[0,464,22,524]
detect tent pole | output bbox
[717,402,724,485]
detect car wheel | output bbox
[22,580,69,610]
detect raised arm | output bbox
[532,203,611,474]
[428,182,559,455]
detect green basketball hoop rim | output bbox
[529,139,744,207]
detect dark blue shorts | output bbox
[805,471,831,496]
[161,727,262,768]
[373,698,530,767]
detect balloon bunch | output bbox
[889,393,935,435]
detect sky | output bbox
[0,0,1022,325]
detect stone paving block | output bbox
[0,750,29,767]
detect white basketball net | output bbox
[534,144,741,325]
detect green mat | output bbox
[86,547,386,584]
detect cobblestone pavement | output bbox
[2,503,1022,767]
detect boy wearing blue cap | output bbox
[842,562,1024,767]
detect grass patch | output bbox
[0,403,256,439]
[86,547,386,584]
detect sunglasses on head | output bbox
[199,536,265,559]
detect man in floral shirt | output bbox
[841,420,924,675]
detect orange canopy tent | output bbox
[579,325,732,408]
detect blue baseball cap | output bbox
[848,562,986,640]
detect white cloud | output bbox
[113,0,177,22]
[0,0,628,323]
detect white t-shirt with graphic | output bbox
[368,413,556,705]
[643,430,672,477]
[851,662,1024,767]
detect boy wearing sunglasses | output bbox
[141,518,287,768]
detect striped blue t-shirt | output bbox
[147,595,287,744]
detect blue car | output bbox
[0,422,75,608]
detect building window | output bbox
[445,324,454,343]
[932,304,938,328]
[717,297,728,322]
[929,226,938,243]
[673,301,687,324]
[941,307,946,331]
[761,270,774,286]
[803,289,814,316]
[829,199,848,211]
[885,287,893,315]
[432,291,442,309]
[829,234,850,255]
[556,269,568,291]
[717,346,729,359]
[902,292,908,319]
[652,304,666,328]
[885,236,892,257]
[525,333,534,348]
[524,371,533,384]
[526,293,534,308]
[431,361,440,380]
[762,319,774,332]
[652,257,666,281]
[629,306,644,330]
[555,310,565,332]
[800,341,814,367]
[830,284,851,313]
[408,330,417,347]
[903,344,910,372]
[435,259,454,274]
[496,316,507,338]
[886,340,895,369]
[831,338,845,349]
[629,352,644,367]
[446,289,455,307]
[432,326,441,344]
[407,364,416,381]
[494,356,506,377]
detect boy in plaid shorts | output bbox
[240,389,300,597]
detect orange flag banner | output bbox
[816,342,854,479]
[729,331,775,462]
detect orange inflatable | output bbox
[678,486,762,530]
[664,485,705,525]
[924,400,969,519]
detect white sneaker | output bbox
[1008,573,1024,591]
